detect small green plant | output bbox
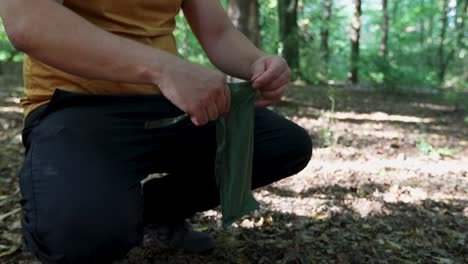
[416,138,460,156]
[318,128,333,147]
[326,86,337,123]
[317,87,338,148]
[417,138,433,154]
[443,91,457,105]
[328,94,336,125]
[443,91,468,112]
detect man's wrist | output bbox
[250,54,269,69]
[144,56,186,87]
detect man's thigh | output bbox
[20,109,146,262]
[18,91,189,262]
[252,107,313,185]
[174,107,312,179]
[142,106,312,220]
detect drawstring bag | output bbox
[215,82,260,226]
[145,82,260,226]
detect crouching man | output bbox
[0,0,312,263]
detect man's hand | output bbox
[251,56,292,107]
[157,61,231,127]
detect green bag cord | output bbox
[145,82,260,226]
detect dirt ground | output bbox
[1,79,467,264]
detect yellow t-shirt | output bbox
[21,0,184,117]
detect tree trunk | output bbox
[320,0,333,78]
[438,0,449,82]
[392,0,399,22]
[349,0,362,84]
[227,0,261,47]
[453,0,467,49]
[444,0,468,75]
[278,0,300,75]
[428,0,435,40]
[427,0,436,65]
[420,0,425,48]
[379,0,389,58]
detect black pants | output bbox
[19,90,312,263]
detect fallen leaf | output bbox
[0,243,21,258]
[0,207,21,222]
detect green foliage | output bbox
[259,0,280,55]
[318,127,333,147]
[0,0,466,91]
[443,90,468,112]
[417,138,435,154]
[0,21,22,62]
[174,14,211,66]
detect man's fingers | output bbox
[256,82,288,107]
[191,109,209,127]
[215,88,226,116]
[259,68,291,91]
[207,104,219,122]
[223,83,231,115]
[253,58,286,88]
[260,86,286,101]
[255,99,274,107]
[251,58,267,81]
[269,70,291,91]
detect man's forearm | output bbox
[0,0,183,86]
[202,27,267,81]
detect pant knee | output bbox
[21,190,144,264]
[23,215,143,264]
[279,124,312,178]
[19,148,144,263]
[253,121,312,188]
[294,125,313,170]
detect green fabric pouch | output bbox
[145,82,260,226]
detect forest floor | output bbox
[0,78,467,264]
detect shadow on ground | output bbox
[115,198,467,264]
[1,81,467,263]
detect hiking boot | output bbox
[146,221,215,254]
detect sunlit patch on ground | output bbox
[331,111,436,124]
[0,106,23,114]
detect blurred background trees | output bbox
[0,0,467,90]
